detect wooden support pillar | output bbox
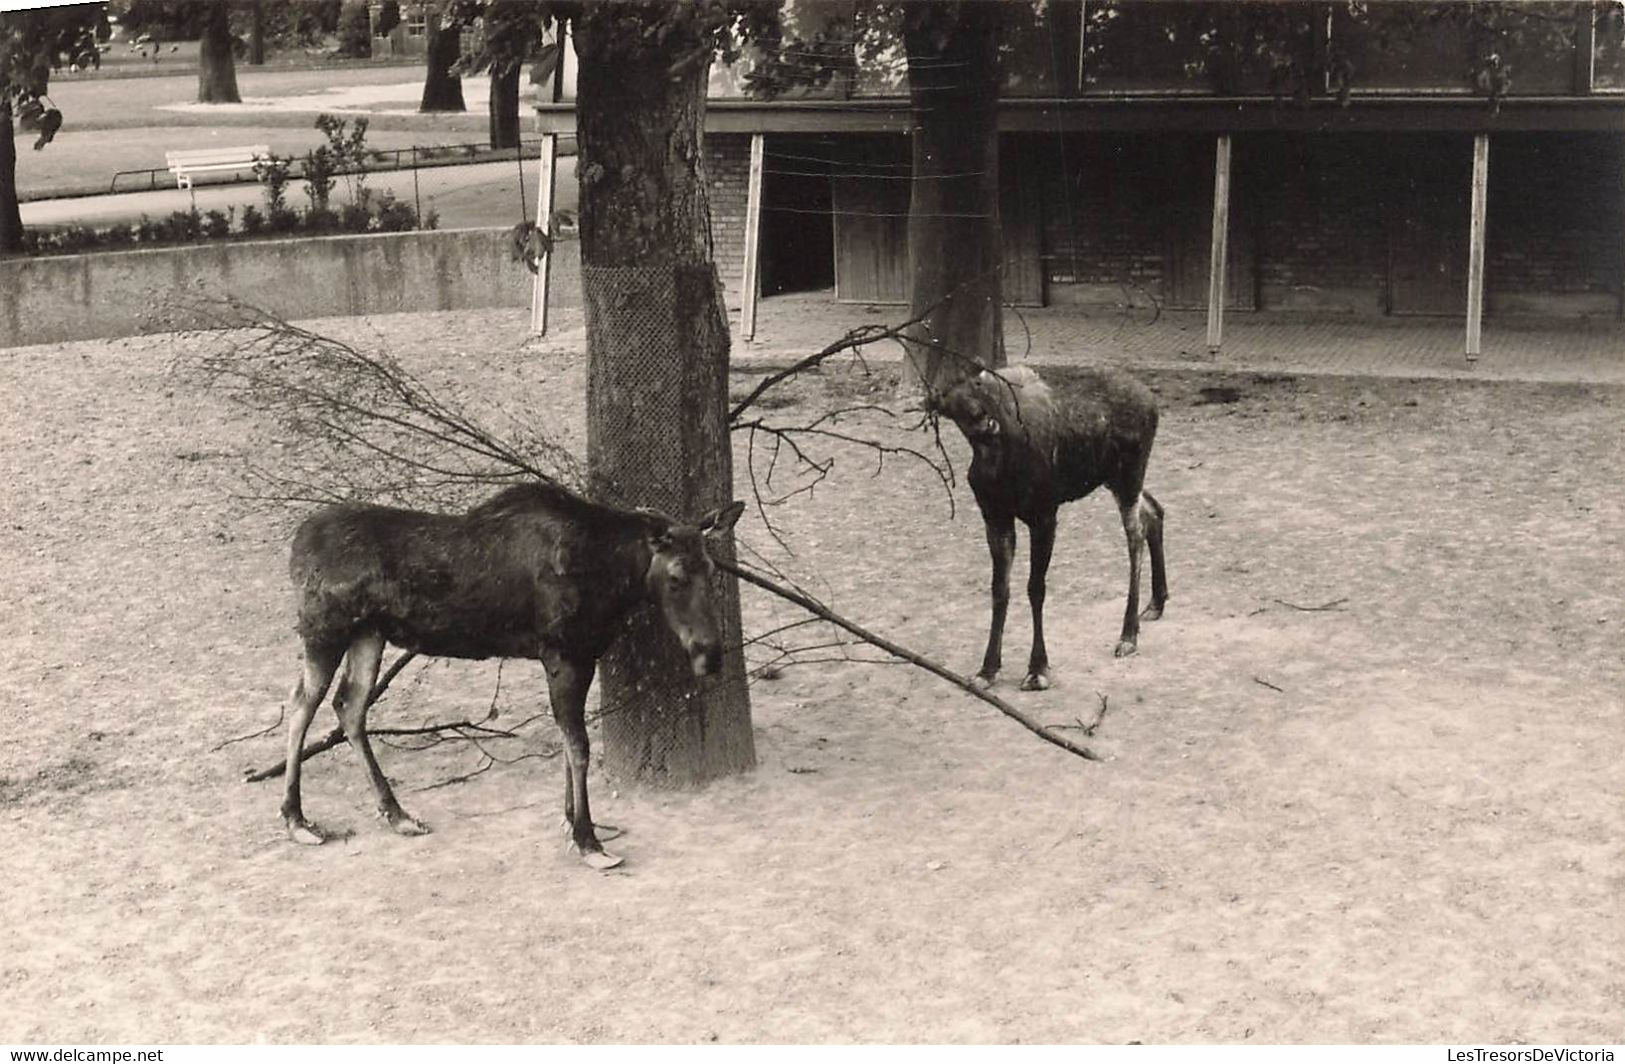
[1575,3,1596,95]
[1077,0,1088,92]
[739,133,765,343]
[1465,133,1489,362]
[1206,134,1232,354]
[528,132,558,336]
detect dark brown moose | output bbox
[928,366,1168,690]
[277,482,745,870]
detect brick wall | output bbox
[1247,133,1396,313]
[1036,134,1197,306]
[705,134,753,308]
[706,129,1622,319]
[1485,134,1624,315]
[1029,130,1623,318]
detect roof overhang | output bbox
[536,94,1625,136]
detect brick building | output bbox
[535,2,1625,350]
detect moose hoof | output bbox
[1113,640,1138,658]
[386,812,431,837]
[287,819,325,846]
[971,673,997,690]
[1020,672,1052,691]
[1141,605,1164,622]
[580,848,625,871]
[559,818,624,843]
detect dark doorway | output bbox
[760,147,835,297]
[1388,134,1471,316]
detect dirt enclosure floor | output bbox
[2,310,1621,1044]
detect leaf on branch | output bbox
[528,42,559,85]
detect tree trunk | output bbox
[900,1,1006,392]
[249,0,266,65]
[197,4,242,103]
[0,105,23,255]
[487,61,520,148]
[419,4,465,113]
[574,3,755,787]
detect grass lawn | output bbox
[17,62,497,199]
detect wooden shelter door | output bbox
[833,173,909,304]
[1000,145,1046,307]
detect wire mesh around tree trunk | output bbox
[581,262,755,786]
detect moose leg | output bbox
[281,643,342,845]
[1021,512,1057,691]
[543,652,621,870]
[1114,494,1148,657]
[976,514,1018,687]
[1141,490,1168,621]
[334,631,428,836]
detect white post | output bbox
[1206,134,1232,354]
[529,132,559,336]
[740,133,765,343]
[1466,133,1489,362]
[1077,0,1087,92]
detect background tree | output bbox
[746,0,1008,391]
[248,0,266,64]
[334,0,372,57]
[897,1,1005,390]
[451,0,545,148]
[196,1,241,102]
[0,3,103,255]
[419,1,465,113]
[115,1,243,102]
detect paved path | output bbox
[20,155,579,233]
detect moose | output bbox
[928,365,1168,690]
[276,481,745,870]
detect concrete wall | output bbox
[1,228,532,350]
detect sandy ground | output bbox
[1,309,1621,1044]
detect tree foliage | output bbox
[1,3,104,110]
[115,1,344,54]
[1,3,104,255]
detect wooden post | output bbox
[1575,2,1596,95]
[1077,0,1087,92]
[739,133,765,343]
[1206,134,1232,354]
[528,132,558,336]
[1465,133,1489,362]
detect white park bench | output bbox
[165,145,270,208]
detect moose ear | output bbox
[699,500,745,538]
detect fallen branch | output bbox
[1253,676,1285,693]
[719,559,1104,762]
[242,649,420,782]
[1272,597,1349,613]
[1050,692,1111,738]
